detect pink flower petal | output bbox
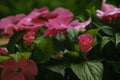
[16,7,49,31]
[74,18,91,31]
[78,34,94,53]
[96,0,120,23]
[0,14,25,37]
[1,70,25,80]
[52,7,73,17]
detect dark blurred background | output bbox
[0,0,119,19]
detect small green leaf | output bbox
[101,26,114,36]
[67,28,79,42]
[0,56,10,62]
[56,33,65,41]
[9,52,22,62]
[93,23,114,36]
[6,31,24,53]
[115,33,120,46]
[64,49,79,58]
[101,36,111,50]
[85,28,99,37]
[22,52,31,59]
[33,36,53,63]
[71,61,103,80]
[39,27,46,35]
[15,44,23,52]
[74,44,80,52]
[87,6,96,16]
[46,64,67,76]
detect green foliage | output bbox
[67,28,79,42]
[0,56,9,63]
[9,52,31,62]
[100,26,115,36]
[33,36,53,63]
[0,0,120,80]
[21,52,31,60]
[100,36,111,50]
[115,33,120,46]
[6,31,24,53]
[71,61,103,80]
[9,52,22,62]
[85,28,99,37]
[64,49,79,58]
[46,64,67,76]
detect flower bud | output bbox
[78,34,94,53]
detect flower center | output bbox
[15,68,21,72]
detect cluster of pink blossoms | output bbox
[0,7,91,44]
[0,7,92,80]
[0,0,120,80]
[96,0,120,24]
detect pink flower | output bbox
[96,0,120,23]
[16,7,50,31]
[52,7,73,18]
[0,57,38,80]
[0,47,8,56]
[23,31,36,44]
[45,16,79,37]
[74,18,91,31]
[15,7,74,35]
[78,34,94,53]
[0,14,25,37]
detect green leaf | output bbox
[101,26,114,36]
[15,44,23,52]
[74,44,80,52]
[6,31,24,53]
[52,38,65,51]
[39,27,46,35]
[101,36,111,50]
[71,61,103,80]
[9,52,22,62]
[115,33,120,46]
[33,36,53,63]
[85,28,99,37]
[56,33,65,41]
[0,56,10,62]
[93,23,114,36]
[67,28,79,42]
[87,6,96,16]
[46,64,67,76]
[22,52,31,59]
[64,49,79,58]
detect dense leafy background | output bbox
[0,0,119,18]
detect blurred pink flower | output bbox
[45,16,79,37]
[23,31,36,45]
[96,0,120,23]
[52,7,73,17]
[0,57,38,80]
[78,34,94,53]
[74,18,91,31]
[0,47,8,56]
[16,7,50,31]
[0,14,25,37]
